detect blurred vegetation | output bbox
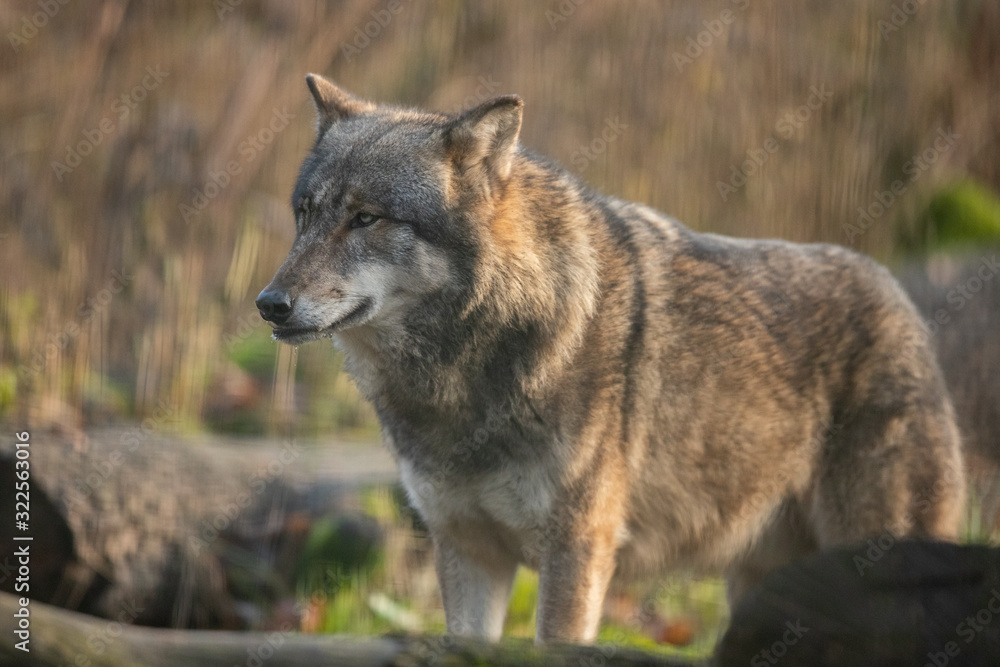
[906,178,1000,252]
[296,484,731,658]
[1,0,999,435]
[3,1,999,655]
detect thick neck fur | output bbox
[336,152,601,415]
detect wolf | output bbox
[256,74,966,643]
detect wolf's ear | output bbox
[446,95,523,183]
[305,74,374,134]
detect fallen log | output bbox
[0,592,699,667]
[0,429,393,629]
[717,540,1000,666]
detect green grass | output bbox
[503,569,539,638]
[293,483,997,659]
[903,179,1000,254]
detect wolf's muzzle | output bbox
[255,288,293,324]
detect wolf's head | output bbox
[256,74,523,345]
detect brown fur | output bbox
[257,75,966,643]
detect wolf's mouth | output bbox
[270,298,374,343]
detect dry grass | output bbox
[1,0,998,432]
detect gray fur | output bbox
[258,75,966,643]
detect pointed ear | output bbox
[305,73,374,135]
[446,95,523,183]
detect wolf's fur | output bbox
[258,74,966,643]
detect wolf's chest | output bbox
[397,455,554,542]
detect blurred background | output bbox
[3,0,999,435]
[1,0,999,659]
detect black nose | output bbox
[255,289,292,325]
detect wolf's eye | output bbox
[297,196,312,217]
[350,212,380,229]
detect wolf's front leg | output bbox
[434,537,519,640]
[535,476,626,643]
[535,532,618,643]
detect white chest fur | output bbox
[397,456,555,551]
